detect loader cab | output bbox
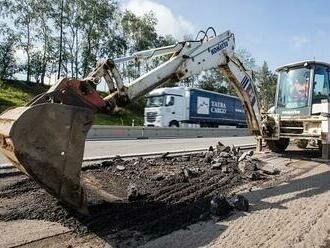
[267,61,330,158]
[275,61,330,116]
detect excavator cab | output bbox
[266,61,330,156]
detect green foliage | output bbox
[199,69,227,93]
[0,79,143,125]
[4,0,39,83]
[0,25,18,79]
[78,0,119,76]
[120,10,160,81]
[0,0,168,84]
[236,48,257,70]
[257,61,277,111]
[198,48,257,96]
[121,11,158,52]
[95,110,144,126]
[30,51,44,83]
[0,79,48,112]
[0,0,277,122]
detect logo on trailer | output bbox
[211,101,227,113]
[197,97,210,115]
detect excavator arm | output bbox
[0,29,262,212]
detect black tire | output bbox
[295,139,308,149]
[266,138,289,153]
[169,121,179,127]
[318,140,322,154]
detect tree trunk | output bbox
[83,32,92,77]
[26,21,31,83]
[41,29,47,85]
[74,27,79,78]
[57,0,64,79]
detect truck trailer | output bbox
[144,86,247,128]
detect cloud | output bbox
[121,0,195,39]
[292,36,309,48]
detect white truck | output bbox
[144,86,246,128]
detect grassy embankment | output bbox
[0,79,144,126]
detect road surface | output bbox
[0,136,255,165]
[2,146,330,247]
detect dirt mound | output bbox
[0,144,276,247]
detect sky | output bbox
[121,0,330,70]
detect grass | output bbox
[0,79,144,126]
[95,111,144,126]
[0,79,48,113]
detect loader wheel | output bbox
[266,138,289,153]
[295,139,308,149]
[318,140,322,154]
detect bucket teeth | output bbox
[0,103,94,211]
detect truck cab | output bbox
[144,87,186,127]
[267,61,330,155]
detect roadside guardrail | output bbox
[87,125,249,140]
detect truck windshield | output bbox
[146,96,164,107]
[277,67,310,109]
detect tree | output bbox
[236,48,257,70]
[57,0,64,79]
[30,50,44,83]
[34,0,55,84]
[64,0,82,78]
[79,0,118,77]
[198,69,227,93]
[8,0,38,83]
[121,11,157,53]
[196,48,257,96]
[0,25,18,79]
[120,11,158,81]
[257,61,277,111]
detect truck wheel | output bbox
[295,139,308,149]
[266,138,289,153]
[169,121,179,127]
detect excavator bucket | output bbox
[0,103,94,213]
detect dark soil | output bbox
[0,146,275,247]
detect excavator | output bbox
[1,28,329,213]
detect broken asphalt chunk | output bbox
[210,195,233,216]
[229,195,249,211]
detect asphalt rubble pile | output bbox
[206,141,280,180]
[0,140,281,247]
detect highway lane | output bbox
[0,136,255,165]
[83,136,255,158]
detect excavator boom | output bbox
[0,29,262,212]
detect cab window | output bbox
[312,65,330,103]
[277,67,310,109]
[165,96,175,106]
